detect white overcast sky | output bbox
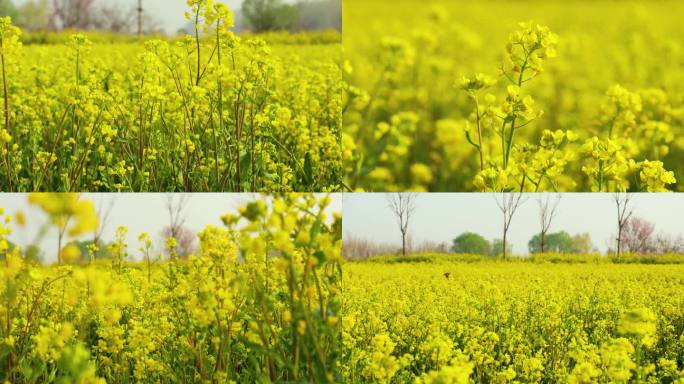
[343,193,684,255]
[12,0,296,33]
[1,193,341,263]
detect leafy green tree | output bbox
[452,232,491,255]
[17,0,48,31]
[71,239,109,263]
[242,0,298,32]
[0,239,18,260]
[24,244,44,263]
[0,0,19,20]
[571,233,594,254]
[528,231,575,253]
[490,238,512,257]
[1,241,43,264]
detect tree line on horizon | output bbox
[0,0,340,35]
[451,230,594,256]
[343,193,684,260]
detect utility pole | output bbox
[137,0,143,37]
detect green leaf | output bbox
[465,131,480,150]
[314,250,327,265]
[239,150,251,182]
[303,152,314,186]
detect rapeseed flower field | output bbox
[343,254,684,383]
[0,1,343,192]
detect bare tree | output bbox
[412,240,448,254]
[495,192,527,260]
[537,194,561,253]
[161,225,196,259]
[91,195,115,261]
[622,217,656,254]
[166,194,189,237]
[165,194,191,258]
[137,0,143,36]
[654,234,684,254]
[614,193,634,258]
[386,193,417,256]
[97,4,135,33]
[49,0,157,34]
[342,235,398,260]
[50,0,97,31]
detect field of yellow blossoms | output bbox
[0,1,343,193]
[343,255,684,383]
[0,193,342,383]
[343,0,684,192]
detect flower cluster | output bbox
[28,193,98,238]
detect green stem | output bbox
[503,53,529,169]
[472,95,484,171]
[215,21,222,188]
[1,40,13,192]
[194,8,201,86]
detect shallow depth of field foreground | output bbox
[0,194,342,383]
[343,0,684,192]
[342,255,684,383]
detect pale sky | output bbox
[343,193,684,255]
[1,193,341,263]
